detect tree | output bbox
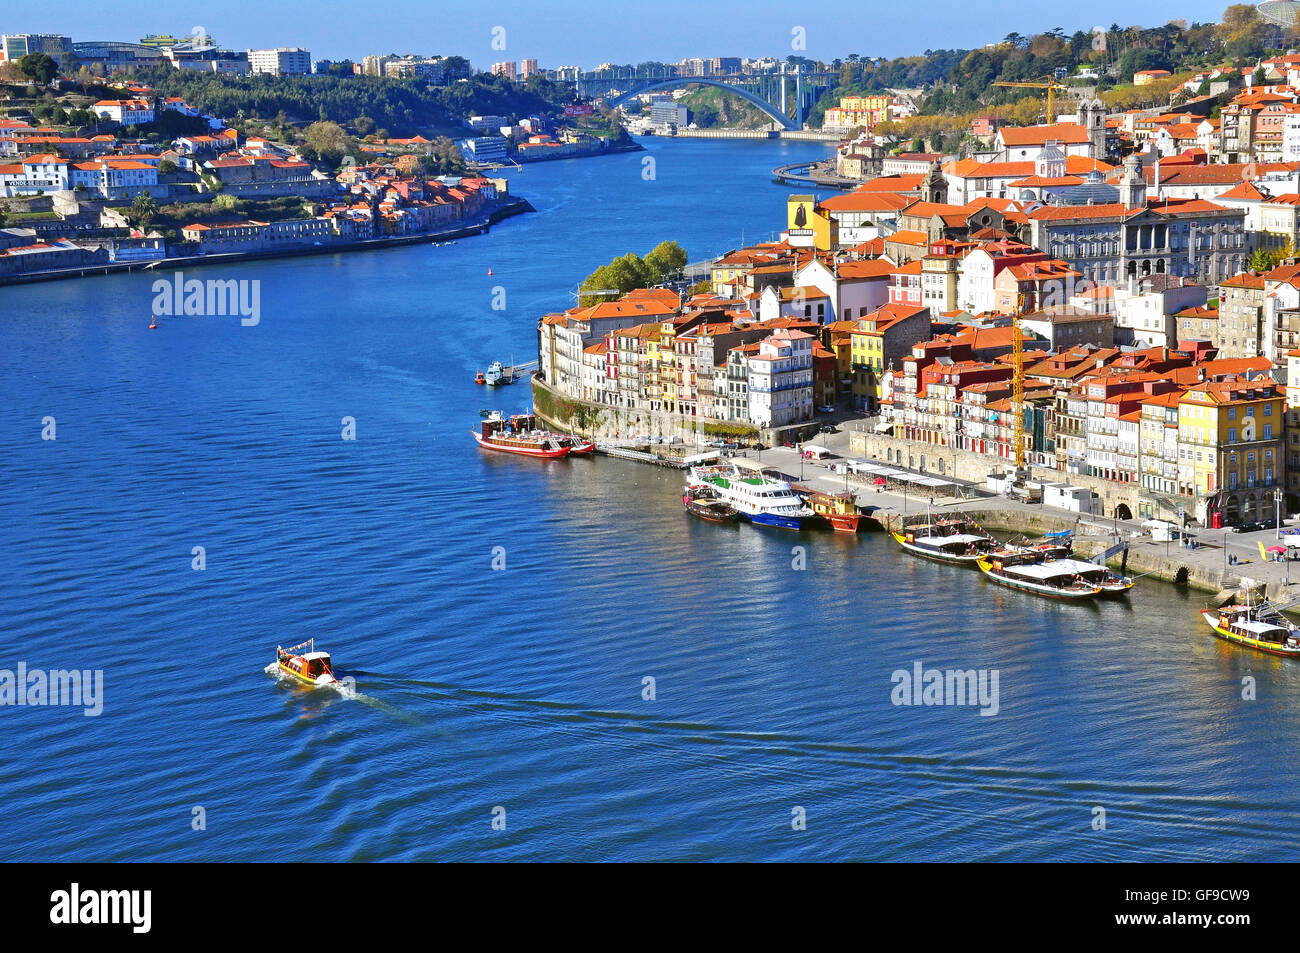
[17,53,58,85]
[130,193,159,230]
[1218,4,1271,61]
[158,159,177,175]
[644,240,687,282]
[304,120,352,166]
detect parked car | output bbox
[1231,520,1268,533]
[816,405,835,414]
[819,424,837,434]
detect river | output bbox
[2,136,1299,861]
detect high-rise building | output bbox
[1,34,71,61]
[247,47,312,76]
[491,61,518,79]
[520,58,539,80]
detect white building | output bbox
[92,99,155,125]
[1111,276,1208,348]
[747,329,814,428]
[0,154,68,195]
[248,48,312,76]
[794,258,891,323]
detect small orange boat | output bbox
[474,370,485,385]
[276,639,339,687]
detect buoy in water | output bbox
[149,319,158,329]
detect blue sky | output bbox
[13,0,1232,67]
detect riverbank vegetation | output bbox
[577,241,688,306]
[137,67,582,139]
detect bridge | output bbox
[577,67,836,131]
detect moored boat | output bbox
[975,554,1103,600]
[484,361,517,387]
[683,484,739,524]
[276,639,338,687]
[473,411,571,458]
[1035,557,1133,595]
[474,370,486,385]
[792,484,861,532]
[889,515,998,564]
[1201,604,1300,657]
[687,461,813,529]
[560,435,596,455]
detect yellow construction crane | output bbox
[993,78,1069,124]
[1011,293,1027,472]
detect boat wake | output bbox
[263,662,359,699]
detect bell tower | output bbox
[1079,98,1106,160]
[921,160,947,204]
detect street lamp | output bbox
[1276,486,1284,540]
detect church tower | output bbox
[1118,153,1146,209]
[1079,98,1106,160]
[921,160,947,204]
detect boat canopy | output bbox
[1000,562,1086,580]
[921,533,984,546]
[1235,619,1288,635]
[1042,558,1106,575]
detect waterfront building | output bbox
[822,94,894,132]
[1137,390,1184,514]
[1179,377,1285,526]
[747,329,814,428]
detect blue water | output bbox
[4,137,1300,861]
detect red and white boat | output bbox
[473,412,572,458]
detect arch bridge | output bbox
[605,77,802,130]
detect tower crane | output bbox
[993,78,1069,124]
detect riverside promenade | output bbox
[732,427,1300,604]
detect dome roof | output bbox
[1062,170,1119,205]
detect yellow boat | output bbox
[975,555,1103,600]
[1200,605,1300,657]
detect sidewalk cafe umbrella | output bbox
[874,477,887,485]
[1267,546,1287,554]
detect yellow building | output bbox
[1178,378,1285,526]
[786,195,838,251]
[824,94,893,130]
